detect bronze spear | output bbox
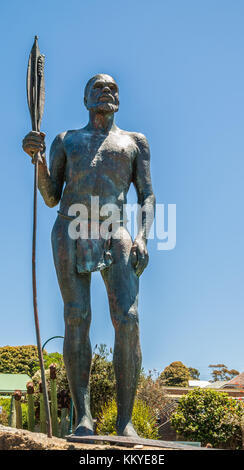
[26,35,52,438]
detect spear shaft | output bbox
[27,36,52,438]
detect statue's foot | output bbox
[117,420,139,437]
[74,415,94,436]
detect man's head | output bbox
[84,74,119,113]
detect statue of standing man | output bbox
[22,74,156,437]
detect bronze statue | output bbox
[22,73,156,437]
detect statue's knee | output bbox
[114,305,139,330]
[64,302,90,326]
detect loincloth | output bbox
[57,211,125,274]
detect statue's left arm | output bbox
[131,133,156,276]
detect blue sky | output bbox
[0,0,244,380]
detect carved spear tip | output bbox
[35,35,39,40]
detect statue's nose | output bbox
[102,86,110,93]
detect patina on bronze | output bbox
[26,36,52,438]
[23,71,156,437]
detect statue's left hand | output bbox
[131,236,149,277]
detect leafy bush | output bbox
[137,370,173,423]
[171,388,244,449]
[43,352,64,370]
[32,345,115,419]
[0,397,11,426]
[0,345,43,376]
[90,345,116,418]
[159,361,190,387]
[0,397,28,429]
[96,398,159,439]
[21,402,28,429]
[0,397,11,414]
[32,365,69,412]
[0,407,8,426]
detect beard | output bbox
[87,101,119,114]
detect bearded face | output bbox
[84,74,119,113]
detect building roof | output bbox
[188,380,211,388]
[0,374,31,393]
[205,381,229,389]
[224,372,244,389]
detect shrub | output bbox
[96,398,159,439]
[43,352,64,370]
[159,361,190,387]
[0,407,8,426]
[0,397,28,429]
[32,345,116,419]
[90,345,116,419]
[0,346,43,376]
[0,397,11,426]
[170,388,244,449]
[137,370,174,424]
[0,397,11,414]
[32,365,69,414]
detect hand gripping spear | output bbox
[26,36,52,438]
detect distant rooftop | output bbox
[188,380,210,388]
[205,381,229,389]
[0,373,31,394]
[223,372,244,389]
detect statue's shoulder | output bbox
[53,128,84,146]
[118,129,148,145]
[51,131,67,145]
[120,130,149,155]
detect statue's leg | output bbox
[51,217,93,436]
[101,227,142,437]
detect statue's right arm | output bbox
[22,131,66,208]
[38,133,66,207]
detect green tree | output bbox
[188,367,200,380]
[159,361,190,387]
[42,352,64,370]
[0,345,45,377]
[208,364,239,382]
[171,388,244,449]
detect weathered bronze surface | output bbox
[23,73,156,437]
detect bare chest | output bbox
[63,131,136,179]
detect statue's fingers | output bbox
[131,248,138,268]
[135,254,144,277]
[131,244,138,265]
[23,143,44,153]
[135,252,149,277]
[23,136,44,145]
